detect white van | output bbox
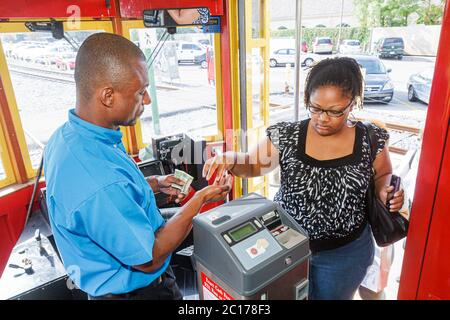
[176,41,206,64]
[339,39,362,54]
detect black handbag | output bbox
[363,122,409,247]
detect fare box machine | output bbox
[193,193,310,300]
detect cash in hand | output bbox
[171,169,194,194]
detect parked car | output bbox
[374,37,404,60]
[54,52,76,70]
[193,45,213,69]
[21,47,50,63]
[407,67,434,104]
[176,41,206,65]
[347,54,394,103]
[44,45,76,65]
[269,48,318,67]
[312,37,333,54]
[339,39,362,54]
[197,39,210,46]
[11,43,46,60]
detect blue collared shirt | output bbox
[44,109,169,296]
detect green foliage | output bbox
[416,0,446,25]
[353,0,445,27]
[380,0,420,27]
[353,0,383,28]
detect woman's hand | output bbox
[202,152,236,182]
[379,184,405,212]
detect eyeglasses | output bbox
[307,100,353,118]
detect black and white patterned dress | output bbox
[193,8,210,24]
[266,119,389,252]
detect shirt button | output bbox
[113,144,117,148]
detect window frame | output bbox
[0,20,114,186]
[0,67,17,187]
[121,19,224,152]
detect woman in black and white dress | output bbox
[203,57,405,300]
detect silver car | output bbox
[346,54,394,103]
[269,48,319,68]
[407,67,434,104]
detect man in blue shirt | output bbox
[44,33,232,299]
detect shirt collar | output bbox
[68,109,123,145]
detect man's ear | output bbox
[100,87,114,108]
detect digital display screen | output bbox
[229,222,256,242]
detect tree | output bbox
[379,0,420,27]
[353,0,383,28]
[354,0,444,27]
[417,0,445,25]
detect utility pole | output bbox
[294,0,303,121]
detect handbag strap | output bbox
[361,121,378,164]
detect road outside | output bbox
[269,54,434,127]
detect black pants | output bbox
[88,266,183,300]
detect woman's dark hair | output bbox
[304,57,364,107]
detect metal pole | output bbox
[238,0,248,195]
[294,0,303,121]
[140,29,162,136]
[337,0,345,52]
[146,49,161,135]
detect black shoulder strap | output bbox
[362,121,378,164]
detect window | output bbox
[0,141,8,181]
[252,0,263,39]
[347,40,360,46]
[251,47,264,124]
[276,49,288,55]
[317,38,331,44]
[1,30,104,169]
[128,28,219,144]
[357,59,386,74]
[0,118,15,186]
[384,38,403,45]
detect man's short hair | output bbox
[74,32,146,101]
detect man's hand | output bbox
[155,175,187,204]
[197,173,233,203]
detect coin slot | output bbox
[212,215,231,225]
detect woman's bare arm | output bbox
[203,136,279,181]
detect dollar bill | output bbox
[172,169,194,194]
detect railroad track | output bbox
[7,61,182,90]
[354,117,421,155]
[9,64,75,84]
